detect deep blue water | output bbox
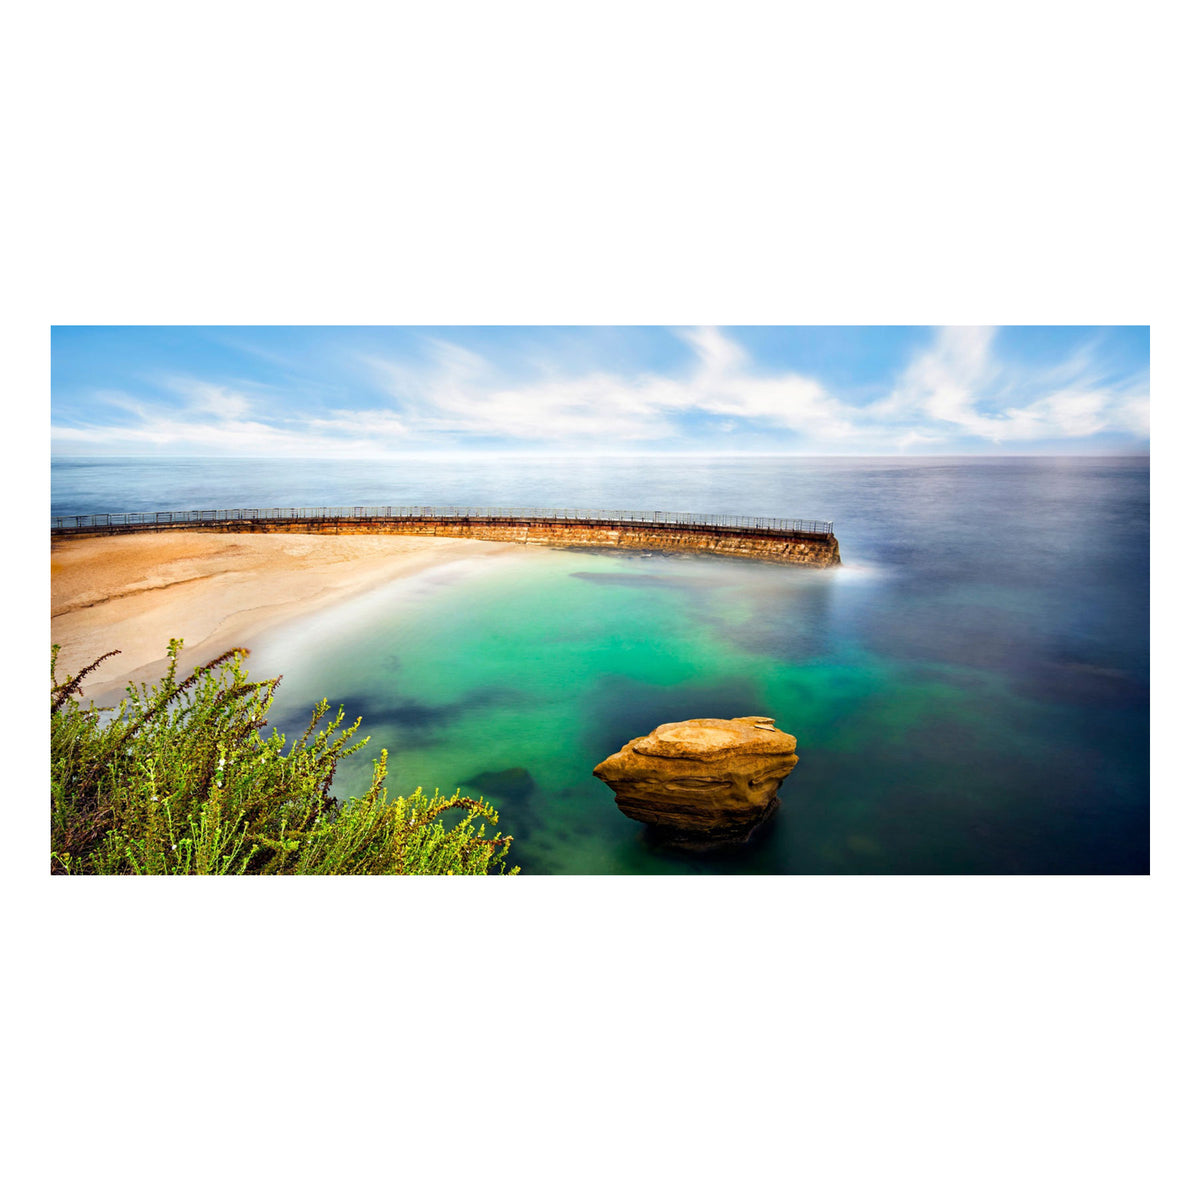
[52,455,1150,874]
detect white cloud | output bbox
[173,379,255,419]
[1013,389,1109,439]
[870,326,1149,447]
[1117,394,1151,436]
[365,341,685,442]
[51,396,398,458]
[873,326,1003,436]
[306,410,411,439]
[51,416,375,458]
[677,325,749,376]
[365,326,852,447]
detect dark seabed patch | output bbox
[272,686,524,750]
[457,767,539,841]
[461,766,536,801]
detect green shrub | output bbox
[50,640,517,876]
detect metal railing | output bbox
[51,505,834,537]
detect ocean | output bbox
[51,455,1151,874]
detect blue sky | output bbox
[50,326,1150,457]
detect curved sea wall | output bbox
[51,511,841,567]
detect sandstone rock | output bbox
[593,716,798,851]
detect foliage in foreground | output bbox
[51,640,517,876]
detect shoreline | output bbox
[50,531,551,703]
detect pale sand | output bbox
[51,532,541,702]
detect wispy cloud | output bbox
[365,327,853,447]
[864,326,1148,447]
[51,384,383,458]
[872,326,1001,434]
[51,412,380,458]
[365,339,683,442]
[169,378,256,420]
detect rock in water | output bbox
[593,716,798,851]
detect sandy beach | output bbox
[51,531,537,702]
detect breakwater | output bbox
[50,506,841,567]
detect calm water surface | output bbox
[52,456,1150,874]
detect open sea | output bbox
[51,455,1151,874]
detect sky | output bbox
[50,326,1150,458]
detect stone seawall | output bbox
[52,517,842,567]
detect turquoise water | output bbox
[254,549,878,873]
[53,455,1150,874]
[254,541,1145,876]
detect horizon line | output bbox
[50,450,1151,461]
